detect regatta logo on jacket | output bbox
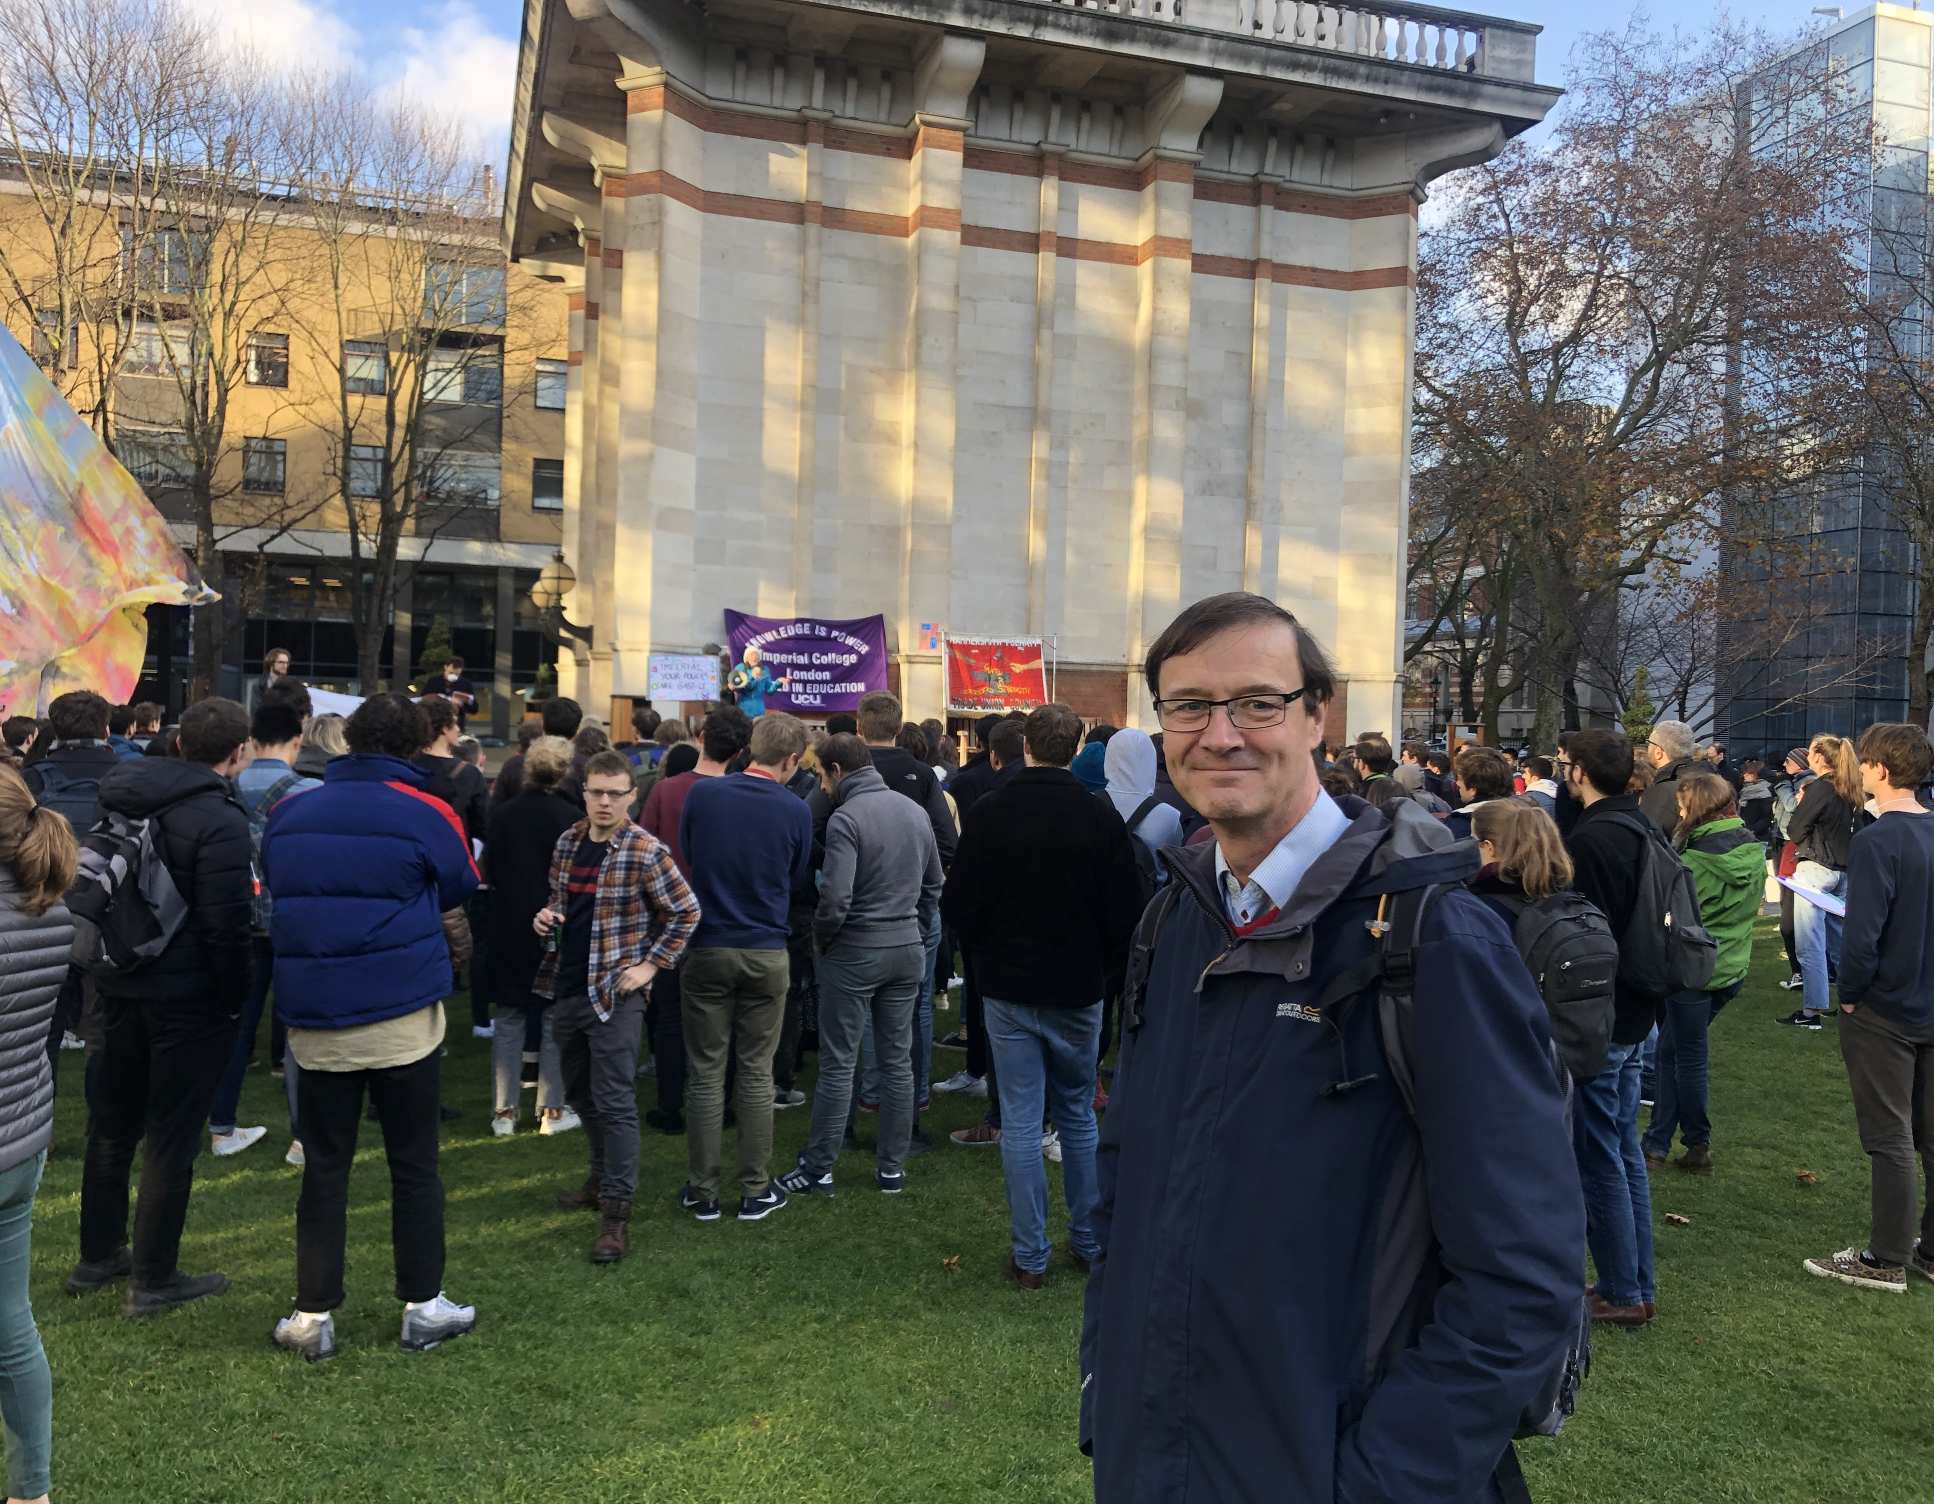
[1275,1000,1322,1023]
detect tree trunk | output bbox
[190,500,222,702]
[1914,544,1934,732]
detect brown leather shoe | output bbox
[556,1178,600,1211]
[1068,1248,1094,1276]
[1674,1144,1714,1175]
[1588,1293,1652,1327]
[591,1199,632,1263]
[1003,1255,1045,1292]
[1643,1152,1666,1173]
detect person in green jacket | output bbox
[1644,772,1766,1175]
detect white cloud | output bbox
[181,0,357,75]
[386,1,518,160]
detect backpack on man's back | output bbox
[1483,889,1619,1082]
[63,810,190,977]
[1607,813,1717,998]
[31,761,104,834]
[1098,792,1164,907]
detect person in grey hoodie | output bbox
[776,735,941,1198]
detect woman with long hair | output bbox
[1469,798,1573,912]
[1642,774,1764,1174]
[1784,734,1862,1028]
[0,763,77,1504]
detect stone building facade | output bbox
[506,0,1555,730]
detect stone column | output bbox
[570,231,604,703]
[793,107,831,616]
[591,182,625,707]
[1243,175,1285,598]
[1025,145,1065,638]
[560,272,589,702]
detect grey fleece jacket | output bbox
[815,766,943,952]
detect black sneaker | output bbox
[645,1108,686,1135]
[738,1184,788,1222]
[678,1184,721,1222]
[775,1164,835,1197]
[124,1270,230,1318]
[66,1247,132,1295]
[905,1126,934,1159]
[935,1030,968,1051]
[877,1168,906,1195]
[1777,1008,1825,1030]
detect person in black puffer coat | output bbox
[70,698,254,1320]
[0,760,76,1503]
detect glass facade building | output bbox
[1720,6,1925,755]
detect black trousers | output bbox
[649,967,687,1114]
[776,932,813,1093]
[466,889,494,1030]
[80,995,237,1286]
[294,1047,445,1311]
[962,951,1002,1127]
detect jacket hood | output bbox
[1103,728,1158,817]
[98,757,232,818]
[1687,817,1763,865]
[1071,743,1109,792]
[1162,793,1478,941]
[322,754,430,788]
[1738,782,1773,802]
[832,765,887,808]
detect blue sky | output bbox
[193,0,1860,171]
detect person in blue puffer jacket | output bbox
[261,693,480,1362]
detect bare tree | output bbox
[1415,19,1873,751]
[283,86,540,693]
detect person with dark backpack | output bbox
[1100,728,1181,899]
[67,698,255,1319]
[1643,774,1762,1177]
[1562,729,1674,1328]
[1471,799,1617,1084]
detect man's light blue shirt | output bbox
[1213,788,1351,928]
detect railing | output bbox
[1034,1,1539,83]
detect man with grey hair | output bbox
[1639,720,1701,833]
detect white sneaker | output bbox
[1779,973,1805,991]
[59,1030,85,1052]
[933,1070,987,1098]
[471,1023,495,1039]
[211,1125,269,1158]
[1042,1129,1062,1164]
[285,1140,305,1167]
[538,1107,582,1136]
[400,1292,477,1351]
[490,1113,516,1138]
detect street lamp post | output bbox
[530,551,594,650]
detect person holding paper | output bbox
[1780,735,1861,1030]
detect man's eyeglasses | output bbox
[584,787,631,803]
[1154,690,1307,734]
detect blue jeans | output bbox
[984,998,1101,1275]
[1643,983,1741,1157]
[0,1152,50,1499]
[861,920,939,1112]
[1793,860,1845,1017]
[1573,1040,1655,1307]
[1638,1024,1659,1104]
[209,934,274,1134]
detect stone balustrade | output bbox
[1033,0,1538,83]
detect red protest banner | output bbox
[946,637,1048,713]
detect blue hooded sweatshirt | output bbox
[1080,797,1583,1503]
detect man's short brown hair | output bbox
[178,698,250,766]
[583,749,635,785]
[857,692,903,744]
[819,733,873,778]
[1857,722,1933,791]
[749,712,807,767]
[1144,592,1335,709]
[1354,733,1394,775]
[48,691,110,744]
[1023,703,1082,769]
[1455,745,1515,801]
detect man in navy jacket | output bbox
[1080,593,1583,1503]
[262,693,479,1362]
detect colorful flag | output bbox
[946,636,1048,713]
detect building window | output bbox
[31,309,76,370]
[246,331,289,387]
[124,317,190,377]
[117,429,192,488]
[535,358,567,410]
[343,340,387,395]
[348,443,386,498]
[423,450,500,507]
[531,457,563,511]
[423,258,506,327]
[121,226,206,297]
[243,437,286,494]
[424,342,502,406]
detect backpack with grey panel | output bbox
[63,810,191,977]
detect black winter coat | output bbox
[1565,793,1655,1045]
[1789,779,1856,870]
[484,788,583,1001]
[415,753,490,846]
[94,759,252,1013]
[1638,757,1705,834]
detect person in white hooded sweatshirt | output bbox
[1101,728,1185,858]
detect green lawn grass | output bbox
[27,922,1933,1502]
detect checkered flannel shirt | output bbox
[534,819,700,1007]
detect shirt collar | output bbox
[1213,788,1352,916]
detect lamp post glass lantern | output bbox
[531,552,592,647]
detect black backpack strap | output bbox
[1125,795,1163,835]
[1375,884,1446,1123]
[1121,882,1181,1035]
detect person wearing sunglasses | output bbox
[1080,592,1582,1504]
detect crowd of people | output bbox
[0,595,1930,1502]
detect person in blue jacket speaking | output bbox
[728,647,789,718]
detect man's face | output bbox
[1157,620,1323,828]
[1647,740,1667,769]
[818,765,841,798]
[583,776,632,829]
[270,654,289,676]
[1860,759,1887,799]
[444,662,460,680]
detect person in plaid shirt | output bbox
[535,750,699,1263]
